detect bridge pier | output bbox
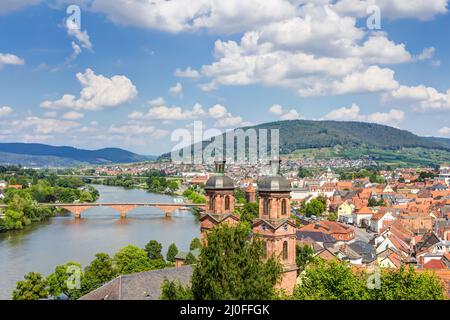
[62,205,92,219]
[109,205,139,219]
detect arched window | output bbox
[282,241,288,260]
[281,199,287,215]
[225,195,230,211]
[209,195,215,211]
[264,198,270,215]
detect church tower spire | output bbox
[253,159,297,294]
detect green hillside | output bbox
[160,120,450,167]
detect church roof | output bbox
[257,175,291,192]
[205,174,235,190]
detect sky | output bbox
[1,0,450,156]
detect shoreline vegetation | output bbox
[0,166,99,233]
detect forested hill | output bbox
[159,120,450,165]
[0,143,154,166]
[250,120,450,153]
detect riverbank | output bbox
[0,185,200,300]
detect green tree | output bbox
[301,199,325,217]
[296,244,315,272]
[46,261,84,300]
[298,167,313,178]
[166,243,179,263]
[12,272,49,300]
[145,240,164,261]
[189,238,201,251]
[238,202,259,226]
[372,266,445,300]
[293,259,369,300]
[160,279,194,300]
[328,211,338,221]
[234,188,247,204]
[84,253,116,285]
[113,245,163,275]
[190,224,282,299]
[184,252,197,265]
[80,253,116,296]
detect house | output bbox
[337,201,354,220]
[370,211,396,233]
[298,221,355,243]
[353,206,374,228]
[80,265,193,300]
[0,180,7,190]
[348,240,377,264]
[174,248,200,267]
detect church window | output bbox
[282,241,288,260]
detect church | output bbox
[199,160,298,294]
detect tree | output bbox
[189,238,201,251]
[12,272,49,300]
[114,245,163,275]
[184,252,197,265]
[293,259,369,300]
[234,188,247,204]
[145,240,164,261]
[327,211,338,221]
[190,224,282,300]
[298,167,313,178]
[160,279,194,300]
[301,199,325,217]
[296,244,315,272]
[166,243,179,263]
[84,253,116,285]
[368,198,386,207]
[238,202,259,226]
[293,260,446,300]
[373,266,445,300]
[46,261,84,300]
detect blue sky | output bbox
[1,0,450,155]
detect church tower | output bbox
[253,160,297,294]
[199,161,239,243]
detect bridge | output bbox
[0,202,206,219]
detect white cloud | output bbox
[415,47,435,61]
[269,104,283,115]
[332,0,448,21]
[269,104,301,120]
[41,68,138,111]
[0,106,13,118]
[299,66,399,96]
[169,82,183,96]
[62,111,84,120]
[208,104,228,119]
[85,0,297,34]
[70,41,82,60]
[0,53,25,68]
[389,85,450,111]
[130,103,206,121]
[148,97,166,107]
[280,109,301,120]
[175,67,200,78]
[14,116,81,134]
[323,103,405,126]
[438,127,450,136]
[66,19,92,50]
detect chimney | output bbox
[270,159,281,176]
[214,160,226,174]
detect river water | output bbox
[0,185,200,300]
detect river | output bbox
[0,185,200,300]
